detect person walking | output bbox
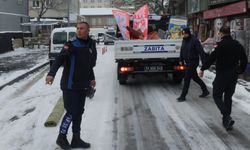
[199,26,248,131]
[177,27,209,102]
[46,21,97,149]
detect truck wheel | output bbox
[173,72,183,84]
[119,80,127,85]
[118,73,128,85]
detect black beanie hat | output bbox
[182,27,191,35]
[219,26,230,34]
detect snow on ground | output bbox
[201,69,250,115]
[0,47,48,85]
[0,44,249,150]
[0,67,62,150]
[0,44,116,150]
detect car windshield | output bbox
[69,32,76,39]
[53,32,67,44]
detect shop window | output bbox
[33,0,40,8]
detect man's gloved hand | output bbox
[90,80,96,88]
[86,86,96,99]
[46,75,54,85]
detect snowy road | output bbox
[0,45,250,150]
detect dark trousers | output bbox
[59,90,86,135]
[181,62,208,97]
[213,70,237,118]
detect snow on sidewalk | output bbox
[202,69,250,115]
[0,47,48,86]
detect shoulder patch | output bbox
[70,37,77,42]
[64,45,70,49]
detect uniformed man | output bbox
[199,26,248,131]
[177,27,209,102]
[46,21,97,149]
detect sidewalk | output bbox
[243,64,250,82]
[0,47,48,85]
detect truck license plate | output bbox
[144,66,163,72]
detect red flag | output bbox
[112,9,130,40]
[133,4,148,40]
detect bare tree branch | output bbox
[36,0,65,22]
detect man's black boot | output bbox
[177,96,186,102]
[56,134,71,150]
[199,90,209,98]
[71,133,91,149]
[223,116,235,131]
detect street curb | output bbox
[0,62,49,91]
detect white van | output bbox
[49,27,76,66]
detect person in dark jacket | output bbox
[177,27,209,102]
[199,26,248,131]
[46,21,97,149]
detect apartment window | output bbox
[33,0,40,7]
[17,0,23,5]
[98,18,102,25]
[98,6,102,8]
[91,6,95,8]
[107,17,115,26]
[91,0,95,2]
[91,18,96,25]
[98,0,102,2]
[82,0,88,3]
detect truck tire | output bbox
[119,79,127,85]
[118,73,128,85]
[172,72,183,84]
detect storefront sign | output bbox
[208,0,239,6]
[204,1,247,20]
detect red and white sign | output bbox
[112,9,130,40]
[133,4,148,40]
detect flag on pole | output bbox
[112,9,130,40]
[133,4,148,40]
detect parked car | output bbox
[49,27,76,67]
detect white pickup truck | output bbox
[114,39,185,84]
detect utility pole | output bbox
[68,0,70,26]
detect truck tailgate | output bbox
[114,39,182,60]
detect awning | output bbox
[21,22,60,26]
[203,1,247,20]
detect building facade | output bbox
[29,0,68,19]
[80,0,116,28]
[80,0,111,8]
[203,0,250,62]
[0,0,30,53]
[79,8,116,28]
[186,0,209,41]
